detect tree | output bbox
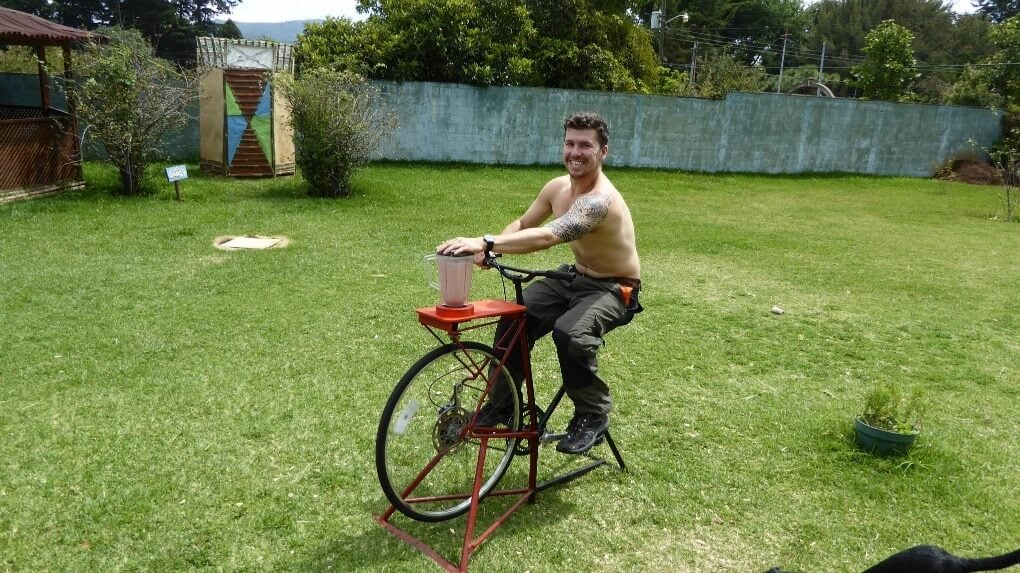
[299,0,659,93]
[973,0,1020,23]
[934,14,1020,109]
[630,0,810,73]
[851,20,918,101]
[807,0,953,63]
[526,0,657,90]
[296,17,376,75]
[0,45,60,73]
[986,14,1020,107]
[61,27,196,195]
[217,18,243,39]
[804,0,972,101]
[693,48,768,98]
[299,0,537,86]
[653,66,695,96]
[0,0,54,19]
[376,0,536,85]
[121,0,202,64]
[276,68,397,198]
[945,65,1001,108]
[3,0,239,66]
[949,14,996,64]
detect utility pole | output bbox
[651,6,688,67]
[776,30,788,94]
[690,41,697,86]
[817,41,826,97]
[658,8,665,62]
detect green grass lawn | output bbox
[2,163,1017,572]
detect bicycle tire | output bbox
[376,342,521,522]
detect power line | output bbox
[662,29,864,68]
[918,61,1020,68]
[658,26,1013,73]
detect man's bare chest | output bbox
[550,190,576,218]
[550,189,610,218]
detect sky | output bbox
[227,0,977,23]
[227,0,363,22]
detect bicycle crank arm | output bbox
[539,431,566,444]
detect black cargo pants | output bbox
[490,264,642,415]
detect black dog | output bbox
[765,544,1020,573]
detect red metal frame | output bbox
[376,299,545,572]
[377,298,625,571]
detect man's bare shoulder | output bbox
[540,175,572,194]
[593,173,621,196]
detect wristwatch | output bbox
[483,234,496,252]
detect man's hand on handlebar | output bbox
[435,237,492,268]
[435,237,574,281]
[435,236,484,257]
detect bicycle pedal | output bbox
[540,431,566,444]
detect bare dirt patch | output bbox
[935,160,1001,186]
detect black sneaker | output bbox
[474,400,514,427]
[556,412,609,454]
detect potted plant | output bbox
[854,380,925,456]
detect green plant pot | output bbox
[854,416,918,456]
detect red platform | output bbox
[417,299,526,332]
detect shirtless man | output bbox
[437,111,642,454]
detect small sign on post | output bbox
[165,164,188,201]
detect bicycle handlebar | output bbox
[483,252,576,284]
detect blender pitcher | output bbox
[423,253,474,307]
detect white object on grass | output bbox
[220,236,281,250]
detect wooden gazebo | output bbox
[0,8,96,203]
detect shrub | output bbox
[654,66,695,97]
[277,69,397,197]
[988,125,1020,222]
[0,46,63,74]
[694,48,767,99]
[945,65,1002,108]
[61,27,195,196]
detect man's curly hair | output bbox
[564,112,609,147]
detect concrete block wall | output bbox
[376,82,1001,177]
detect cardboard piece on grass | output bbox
[214,236,289,250]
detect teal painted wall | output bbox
[0,72,197,160]
[374,82,1001,177]
[0,72,66,108]
[1,73,1001,175]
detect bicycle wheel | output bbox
[376,341,521,522]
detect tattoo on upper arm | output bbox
[545,195,610,242]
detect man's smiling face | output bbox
[563,127,607,178]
